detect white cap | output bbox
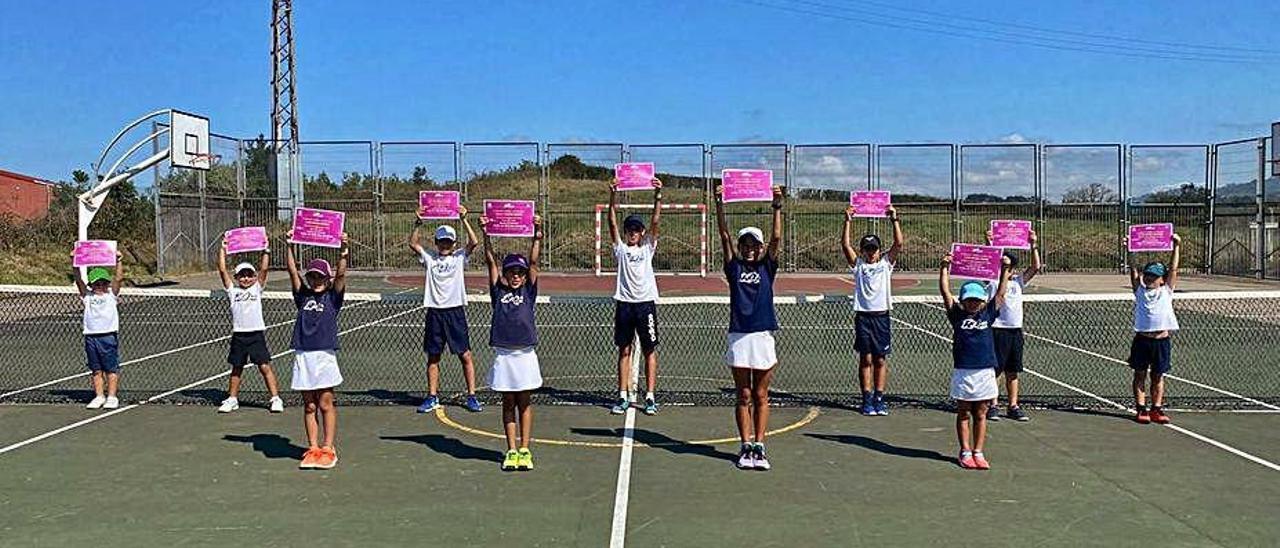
[233,262,256,275]
[434,225,457,241]
[737,227,764,244]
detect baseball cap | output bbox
[87,267,111,284]
[435,225,457,241]
[859,234,882,250]
[234,262,257,276]
[623,215,645,232]
[959,281,987,301]
[1143,262,1167,277]
[737,227,764,244]
[502,254,530,272]
[304,258,332,279]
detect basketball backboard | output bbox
[170,110,210,170]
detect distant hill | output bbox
[1213,177,1280,204]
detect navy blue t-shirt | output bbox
[490,281,538,348]
[725,256,779,333]
[946,303,999,369]
[291,287,344,351]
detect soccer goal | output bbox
[594,203,707,277]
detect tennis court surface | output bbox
[3,284,1279,546]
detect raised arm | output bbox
[257,248,271,287]
[767,186,783,261]
[1167,232,1181,290]
[285,231,303,292]
[459,206,479,256]
[993,255,1012,309]
[885,205,903,264]
[841,207,857,267]
[111,250,124,296]
[480,216,499,286]
[409,217,426,257]
[607,182,621,244]
[529,215,543,284]
[649,178,663,241]
[71,254,87,296]
[714,184,734,261]
[333,233,349,294]
[217,238,233,289]
[939,253,955,309]
[1023,229,1042,283]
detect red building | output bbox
[0,169,56,220]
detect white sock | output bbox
[619,390,628,400]
[645,392,654,402]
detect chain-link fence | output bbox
[151,135,1280,279]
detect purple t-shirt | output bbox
[291,288,344,351]
[489,281,538,348]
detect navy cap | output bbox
[859,234,882,250]
[502,254,529,272]
[623,215,645,231]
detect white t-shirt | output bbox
[227,283,267,332]
[1134,284,1179,332]
[82,292,119,335]
[986,275,1025,329]
[614,237,659,303]
[852,257,893,312]
[419,249,468,308]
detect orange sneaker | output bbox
[958,452,977,469]
[299,447,321,469]
[314,447,338,469]
[1150,408,1170,424]
[1135,408,1151,424]
[972,451,990,470]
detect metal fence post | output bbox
[373,141,385,269]
[151,120,165,275]
[951,144,961,243]
[1121,145,1131,272]
[1258,138,1268,280]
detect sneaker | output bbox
[860,400,875,416]
[874,399,890,416]
[610,399,630,415]
[736,444,756,470]
[269,396,285,413]
[958,452,977,469]
[218,397,239,413]
[464,395,483,413]
[298,448,321,469]
[86,395,106,410]
[517,448,534,471]
[643,399,658,416]
[502,450,519,471]
[1150,408,1170,424]
[1007,405,1029,422]
[103,396,120,409]
[313,447,338,470]
[986,405,1001,421]
[972,451,990,470]
[416,395,440,414]
[752,443,771,471]
[1135,408,1151,424]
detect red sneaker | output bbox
[958,452,977,469]
[314,447,338,470]
[1150,408,1170,424]
[1135,409,1151,424]
[298,447,321,469]
[972,452,990,470]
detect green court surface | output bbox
[1,405,1278,547]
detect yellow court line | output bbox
[434,406,822,449]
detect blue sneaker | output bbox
[610,399,630,415]
[643,398,658,416]
[860,400,875,416]
[464,395,483,412]
[416,395,440,413]
[875,400,889,416]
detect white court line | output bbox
[1,287,416,401]
[0,301,425,456]
[889,314,1280,473]
[608,338,642,548]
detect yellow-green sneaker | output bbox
[517,448,534,471]
[502,449,519,471]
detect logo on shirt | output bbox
[959,318,989,330]
[500,292,524,306]
[302,299,326,313]
[432,261,458,275]
[625,251,647,263]
[232,291,258,303]
[738,271,761,285]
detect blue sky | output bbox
[0,0,1276,182]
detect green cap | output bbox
[87,267,111,284]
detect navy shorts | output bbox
[854,312,892,356]
[228,331,272,367]
[614,301,659,352]
[424,306,471,356]
[84,333,120,373]
[1128,335,1171,375]
[993,328,1024,374]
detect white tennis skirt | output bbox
[725,331,777,370]
[490,346,543,392]
[291,350,343,391]
[950,367,997,401]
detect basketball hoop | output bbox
[187,152,221,169]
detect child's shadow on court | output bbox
[223,434,308,460]
[381,434,504,463]
[805,433,951,463]
[571,428,738,462]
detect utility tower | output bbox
[271,0,300,216]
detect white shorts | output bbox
[950,368,997,402]
[489,346,543,392]
[725,331,777,370]
[291,350,343,391]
